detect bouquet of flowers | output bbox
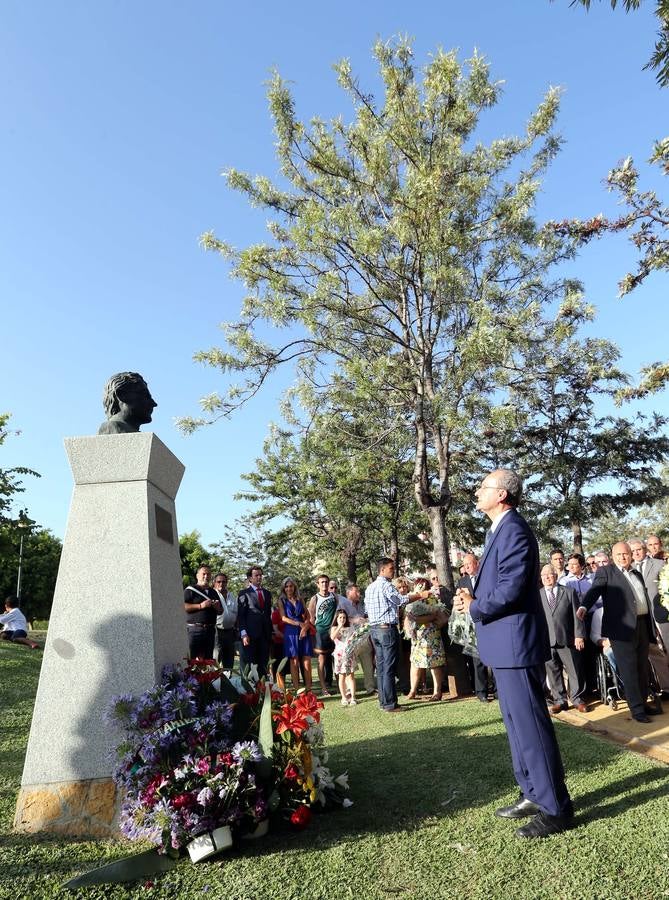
[108,660,268,854]
[271,690,349,824]
[340,622,371,671]
[447,608,479,658]
[108,658,350,858]
[403,600,449,639]
[659,562,669,612]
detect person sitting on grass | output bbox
[0,596,39,649]
[331,610,357,706]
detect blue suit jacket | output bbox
[469,508,549,668]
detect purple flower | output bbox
[196,787,214,807]
[232,741,261,764]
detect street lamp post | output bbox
[16,509,33,603]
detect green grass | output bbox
[2,645,669,900]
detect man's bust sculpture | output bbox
[98,372,157,435]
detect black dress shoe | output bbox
[477,694,489,703]
[643,706,661,716]
[495,796,541,819]
[515,810,573,838]
[633,713,651,723]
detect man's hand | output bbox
[576,606,587,621]
[574,637,585,651]
[454,588,473,614]
[242,635,250,647]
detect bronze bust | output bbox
[98,372,157,434]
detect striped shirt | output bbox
[365,576,405,625]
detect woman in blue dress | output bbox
[278,577,313,692]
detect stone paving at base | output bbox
[554,698,669,765]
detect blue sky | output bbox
[1,1,667,547]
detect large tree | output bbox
[182,39,577,588]
[238,410,431,583]
[484,328,669,552]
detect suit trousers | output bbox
[216,628,236,670]
[494,664,572,818]
[472,657,496,698]
[610,615,652,716]
[545,645,586,706]
[355,637,376,693]
[240,637,270,677]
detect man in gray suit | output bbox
[630,538,667,646]
[540,565,587,714]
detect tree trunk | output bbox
[571,520,583,556]
[425,506,454,592]
[389,527,399,573]
[345,551,357,585]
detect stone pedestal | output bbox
[14,433,188,837]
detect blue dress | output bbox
[283,597,313,658]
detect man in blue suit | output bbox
[455,468,573,838]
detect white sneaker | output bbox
[348,699,358,706]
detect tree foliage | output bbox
[551,140,669,399]
[183,38,579,587]
[0,414,39,530]
[484,330,669,552]
[0,525,62,620]
[237,410,432,584]
[566,0,669,86]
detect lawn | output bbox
[2,643,669,900]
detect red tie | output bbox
[257,587,264,610]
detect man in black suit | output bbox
[237,564,273,677]
[458,552,495,702]
[539,564,587,714]
[578,542,658,723]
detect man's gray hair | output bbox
[495,468,523,508]
[628,538,646,548]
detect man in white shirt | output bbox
[0,596,38,649]
[213,572,238,672]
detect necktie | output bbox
[547,589,557,612]
[257,587,264,610]
[484,529,492,548]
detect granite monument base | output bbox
[14,433,188,837]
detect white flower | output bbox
[247,663,259,684]
[304,723,324,746]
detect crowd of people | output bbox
[182,529,669,727]
[538,536,668,724]
[182,560,480,709]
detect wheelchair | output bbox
[595,647,664,713]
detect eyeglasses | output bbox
[478,483,501,491]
